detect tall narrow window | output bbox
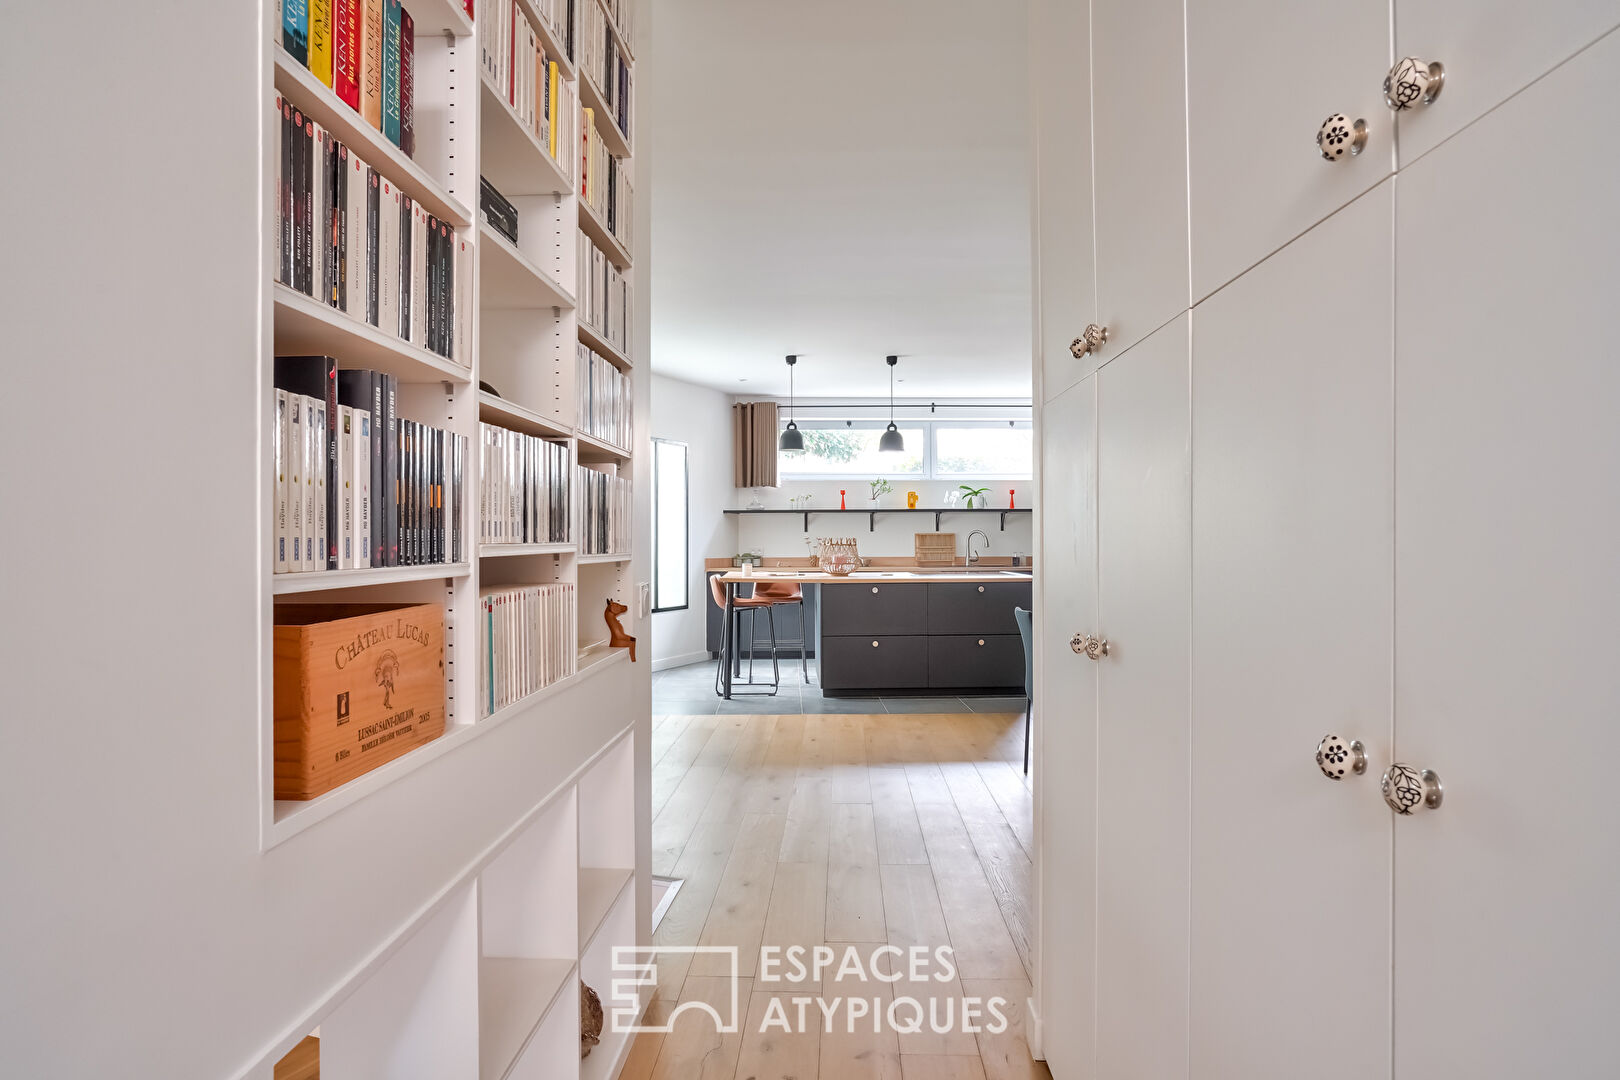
[652,439,689,612]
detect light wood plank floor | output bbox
[624,709,1049,1080]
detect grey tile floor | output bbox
[651,657,1029,716]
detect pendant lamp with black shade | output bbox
[879,355,905,453]
[778,355,805,455]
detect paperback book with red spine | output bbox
[399,8,415,156]
[332,0,362,109]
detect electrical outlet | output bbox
[638,582,651,619]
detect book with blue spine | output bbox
[283,0,309,63]
[381,0,403,147]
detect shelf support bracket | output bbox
[1000,512,1008,531]
[803,511,810,531]
[935,511,942,530]
[869,512,876,532]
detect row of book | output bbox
[576,344,631,450]
[577,229,632,354]
[281,0,417,156]
[481,584,577,718]
[274,92,471,364]
[581,112,634,247]
[597,0,635,48]
[581,0,632,141]
[274,356,467,573]
[480,424,572,545]
[577,465,630,555]
[481,0,576,174]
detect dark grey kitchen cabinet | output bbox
[927,635,1024,689]
[819,635,929,691]
[819,581,929,637]
[818,578,1032,694]
[927,582,1031,635]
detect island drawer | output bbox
[926,581,1032,635]
[819,634,928,690]
[819,581,928,636]
[927,634,1024,689]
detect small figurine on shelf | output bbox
[840,489,847,510]
[907,490,919,509]
[1009,489,1016,509]
[605,599,636,661]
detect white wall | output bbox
[650,374,736,666]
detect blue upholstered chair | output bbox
[1013,606,1033,773]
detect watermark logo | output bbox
[609,945,1009,1037]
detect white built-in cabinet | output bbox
[1032,1,1620,1075]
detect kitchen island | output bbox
[714,567,1033,698]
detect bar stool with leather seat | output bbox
[710,575,781,696]
[749,581,810,686]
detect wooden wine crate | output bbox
[273,603,447,800]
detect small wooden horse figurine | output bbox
[604,598,637,661]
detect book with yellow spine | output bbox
[548,61,562,158]
[309,0,334,86]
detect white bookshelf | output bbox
[259,2,647,1076]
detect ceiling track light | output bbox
[879,355,905,453]
[778,354,805,455]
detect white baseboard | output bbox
[652,650,711,672]
[1026,995,1043,1060]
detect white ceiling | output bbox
[647,0,1032,400]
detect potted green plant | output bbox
[867,478,893,508]
[732,551,763,567]
[959,484,990,510]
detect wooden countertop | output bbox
[717,568,1034,584]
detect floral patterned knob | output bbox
[1316,734,1367,780]
[1381,763,1443,814]
[1317,114,1368,161]
[1384,57,1444,111]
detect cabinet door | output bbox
[927,635,1023,690]
[1393,31,1620,1077]
[1094,315,1191,1080]
[926,582,1032,635]
[1190,185,1394,1078]
[1091,0,1190,358]
[1394,0,1619,163]
[818,582,928,637]
[1031,0,1099,401]
[819,635,928,692]
[1186,0,1392,301]
[1035,374,1098,1079]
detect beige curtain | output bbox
[733,401,780,488]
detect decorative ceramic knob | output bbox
[1317,114,1368,161]
[1316,735,1367,780]
[1384,57,1444,111]
[1070,633,1109,660]
[1381,763,1443,814]
[1069,324,1109,359]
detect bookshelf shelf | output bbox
[579,74,632,159]
[273,48,473,228]
[478,957,575,1080]
[273,285,472,384]
[479,73,574,198]
[272,562,472,595]
[412,0,476,38]
[477,391,574,439]
[577,552,632,565]
[575,430,632,461]
[576,319,631,370]
[516,0,578,82]
[577,196,632,269]
[480,542,576,558]
[479,223,575,310]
